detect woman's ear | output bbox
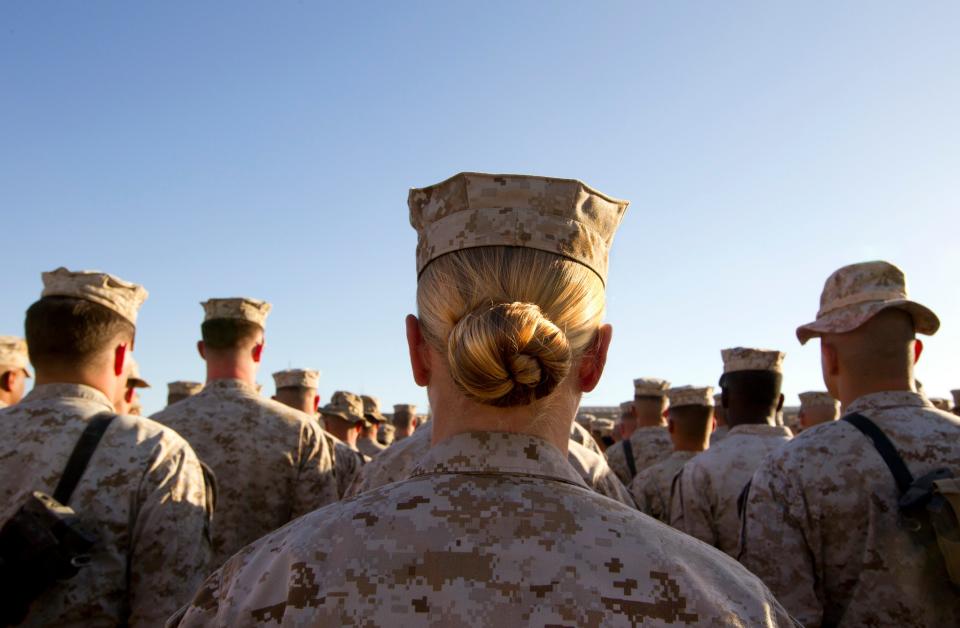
[577,324,612,393]
[406,315,431,387]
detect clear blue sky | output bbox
[2,2,957,415]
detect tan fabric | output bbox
[319,430,367,499]
[201,297,271,327]
[151,379,338,565]
[357,436,387,458]
[618,400,634,414]
[604,426,673,485]
[930,397,953,412]
[408,172,629,284]
[721,347,785,374]
[670,424,791,556]
[629,450,697,522]
[41,267,148,325]
[798,391,839,410]
[168,380,203,397]
[569,420,603,454]
[361,395,387,422]
[344,423,635,507]
[272,368,320,390]
[0,335,29,375]
[667,386,714,407]
[320,390,366,424]
[0,384,211,626]
[740,391,960,627]
[125,355,150,388]
[592,417,615,436]
[633,377,670,397]
[393,403,417,414]
[171,431,795,627]
[796,260,939,344]
[710,425,729,444]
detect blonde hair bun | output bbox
[447,302,572,407]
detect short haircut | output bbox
[669,405,714,441]
[720,370,783,415]
[201,319,263,350]
[393,411,415,429]
[26,296,135,370]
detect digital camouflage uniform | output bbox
[323,430,368,498]
[0,384,212,626]
[670,424,791,555]
[345,423,635,507]
[629,450,696,522]
[151,378,338,565]
[740,392,960,626]
[357,435,387,458]
[604,426,672,485]
[171,431,797,627]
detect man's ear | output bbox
[578,324,613,393]
[0,371,11,393]
[406,315,431,387]
[252,342,264,363]
[114,344,127,377]
[313,395,320,413]
[124,387,135,403]
[913,338,924,364]
[197,340,206,360]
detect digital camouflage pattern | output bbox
[628,450,697,522]
[322,430,368,498]
[41,266,148,324]
[797,390,838,410]
[168,380,204,397]
[570,419,603,454]
[604,426,673,485]
[670,424,791,556]
[170,431,797,628]
[0,335,30,373]
[0,383,212,626]
[200,297,271,326]
[740,391,960,627]
[795,260,939,344]
[151,379,338,565]
[721,347,785,374]
[408,172,629,283]
[633,377,670,397]
[356,435,387,458]
[272,368,320,390]
[345,423,636,507]
[666,386,714,408]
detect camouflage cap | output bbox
[668,386,715,408]
[361,395,387,423]
[619,400,635,415]
[575,413,597,427]
[721,347,785,374]
[633,377,670,397]
[125,355,150,388]
[168,380,203,396]
[41,267,148,326]
[393,403,417,416]
[321,391,367,425]
[408,172,629,284]
[592,418,616,436]
[796,261,939,345]
[272,368,320,390]
[0,336,30,377]
[798,391,839,410]
[201,298,272,328]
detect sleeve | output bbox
[129,436,214,627]
[292,422,340,517]
[738,456,822,627]
[669,462,718,547]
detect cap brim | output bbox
[797,300,940,345]
[364,412,387,423]
[129,378,151,389]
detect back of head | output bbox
[201,319,263,356]
[274,386,315,415]
[417,247,605,408]
[721,370,783,425]
[633,395,667,426]
[829,308,916,381]
[669,405,714,444]
[26,296,135,373]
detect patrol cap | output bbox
[125,355,150,388]
[619,401,635,416]
[667,386,715,408]
[41,267,148,326]
[798,391,839,410]
[393,403,417,416]
[408,172,629,284]
[0,336,30,377]
[168,381,203,396]
[634,377,670,398]
[272,368,320,390]
[321,391,367,425]
[201,298,272,328]
[362,395,387,423]
[592,418,616,437]
[796,261,939,345]
[721,347,785,374]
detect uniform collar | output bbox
[202,378,258,394]
[669,450,698,461]
[846,390,931,414]
[411,431,589,489]
[22,383,115,412]
[728,423,793,438]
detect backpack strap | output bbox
[843,412,914,495]
[53,413,116,505]
[623,439,637,479]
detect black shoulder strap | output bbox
[53,413,116,505]
[623,439,637,479]
[843,412,914,495]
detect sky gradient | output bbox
[2,2,957,415]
